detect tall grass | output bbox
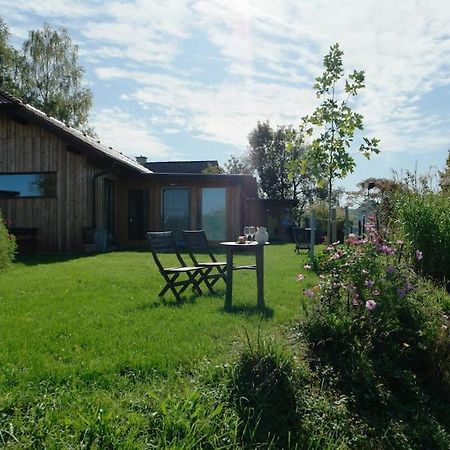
[395,191,450,289]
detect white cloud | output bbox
[4,0,450,163]
[91,107,181,160]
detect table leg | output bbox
[225,248,233,310]
[256,245,265,308]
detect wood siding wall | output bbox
[116,178,244,247]
[0,115,103,252]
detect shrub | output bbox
[297,222,450,448]
[395,191,450,289]
[0,212,16,269]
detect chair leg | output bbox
[200,267,216,294]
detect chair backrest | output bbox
[293,227,309,245]
[147,231,187,271]
[183,230,217,264]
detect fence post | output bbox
[310,212,316,260]
[344,206,350,238]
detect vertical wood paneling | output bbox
[0,115,97,252]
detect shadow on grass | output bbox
[15,252,100,266]
[223,304,274,318]
[128,293,201,312]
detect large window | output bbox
[0,173,57,198]
[202,188,226,241]
[162,188,190,242]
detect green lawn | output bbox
[0,244,314,447]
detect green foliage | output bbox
[0,19,93,133]
[395,191,450,289]
[248,121,315,204]
[439,149,450,192]
[0,212,16,269]
[224,154,254,175]
[295,43,379,242]
[202,163,225,174]
[0,18,22,95]
[296,224,450,449]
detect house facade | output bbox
[0,91,258,252]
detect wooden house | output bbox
[0,90,258,252]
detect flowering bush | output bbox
[296,220,450,448]
[0,213,16,269]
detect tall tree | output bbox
[0,18,22,95]
[296,43,380,242]
[248,121,308,201]
[20,24,93,131]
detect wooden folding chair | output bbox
[183,230,255,294]
[147,231,204,302]
[293,227,311,254]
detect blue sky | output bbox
[2,0,450,194]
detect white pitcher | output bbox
[255,226,269,244]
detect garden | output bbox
[1,175,450,448]
[0,41,450,448]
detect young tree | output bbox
[297,43,380,242]
[18,24,93,132]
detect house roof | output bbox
[144,160,219,173]
[0,90,152,174]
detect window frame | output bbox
[0,171,58,199]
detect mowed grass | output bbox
[0,244,315,446]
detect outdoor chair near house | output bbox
[147,231,204,302]
[293,227,311,254]
[183,229,257,294]
[183,230,227,294]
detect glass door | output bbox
[128,189,149,240]
[202,188,226,240]
[162,188,190,242]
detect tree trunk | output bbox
[327,177,332,244]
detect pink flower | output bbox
[396,240,404,245]
[416,250,423,261]
[372,289,381,296]
[296,274,305,282]
[304,288,314,298]
[365,299,377,310]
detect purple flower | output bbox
[397,288,406,299]
[304,288,314,298]
[404,281,415,292]
[416,250,423,261]
[379,244,396,255]
[365,300,377,310]
[386,265,396,274]
[365,279,375,288]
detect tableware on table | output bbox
[249,226,256,241]
[255,226,269,244]
[243,226,250,242]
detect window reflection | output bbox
[202,188,226,240]
[162,188,190,242]
[0,173,57,198]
